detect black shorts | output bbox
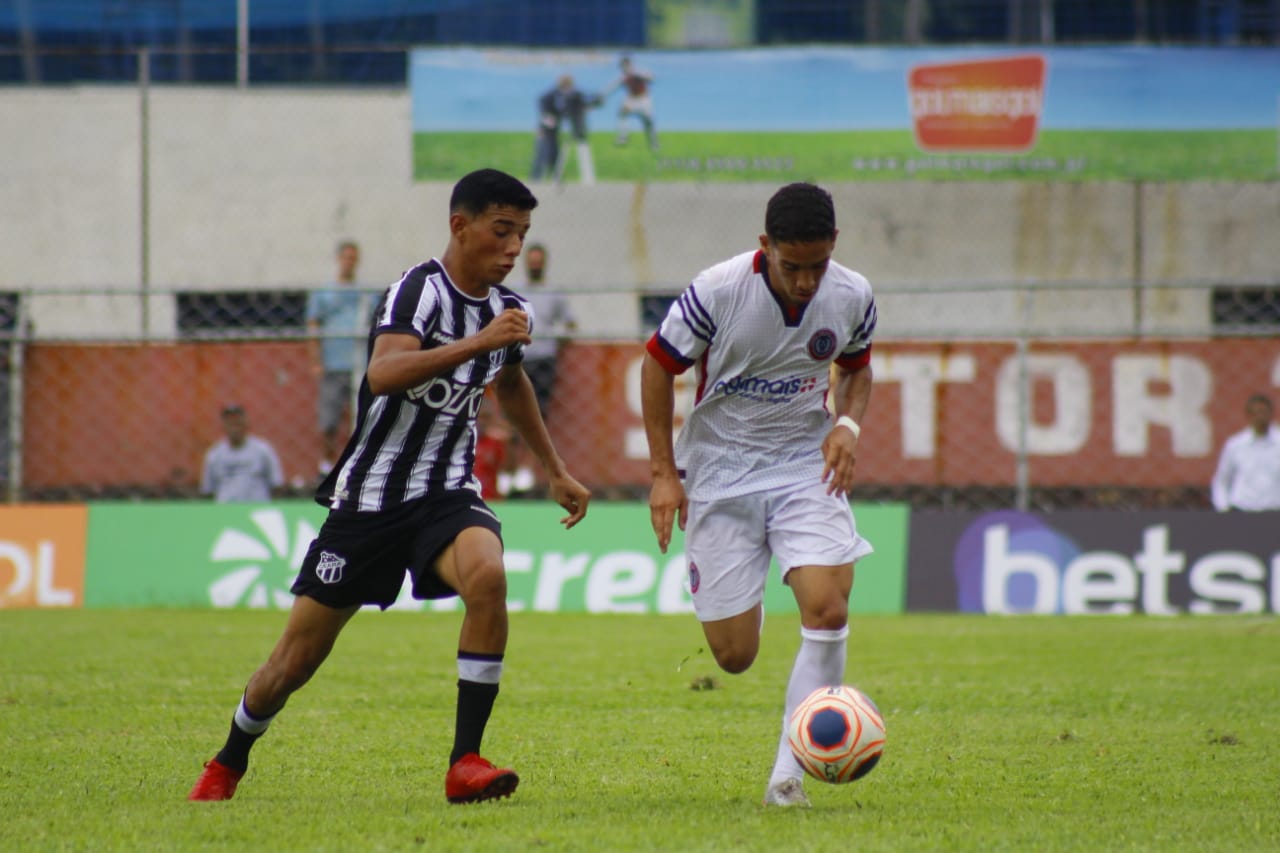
[291,490,503,609]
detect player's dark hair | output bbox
[765,182,836,244]
[450,168,538,216]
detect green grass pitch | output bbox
[414,129,1279,183]
[2,609,1278,851]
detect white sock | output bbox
[234,694,276,735]
[457,654,504,685]
[767,625,849,787]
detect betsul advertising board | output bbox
[907,510,1280,615]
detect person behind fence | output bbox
[199,404,285,503]
[188,168,592,807]
[519,242,576,417]
[1210,392,1280,512]
[473,402,515,502]
[640,181,877,808]
[307,239,363,477]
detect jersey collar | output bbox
[754,249,807,327]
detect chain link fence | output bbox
[5,283,1278,510]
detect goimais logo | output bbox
[713,373,819,403]
[951,511,1280,615]
[908,55,1046,152]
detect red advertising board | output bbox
[19,338,1280,493]
[549,338,1280,490]
[908,54,1046,152]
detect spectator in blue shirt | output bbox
[307,240,364,475]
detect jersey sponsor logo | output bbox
[713,373,819,402]
[406,376,486,417]
[430,330,455,345]
[807,328,838,360]
[316,550,346,585]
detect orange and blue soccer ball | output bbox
[787,685,885,784]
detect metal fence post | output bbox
[139,46,151,340]
[6,293,28,503]
[1014,285,1032,510]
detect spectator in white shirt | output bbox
[200,404,285,503]
[1210,393,1280,512]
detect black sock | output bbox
[450,679,500,766]
[213,696,273,773]
[214,719,261,773]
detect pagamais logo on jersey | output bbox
[206,508,318,608]
[714,373,818,402]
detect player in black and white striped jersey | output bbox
[189,169,591,806]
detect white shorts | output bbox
[684,478,873,622]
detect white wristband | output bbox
[835,415,861,439]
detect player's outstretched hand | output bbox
[549,473,591,529]
[479,309,532,351]
[821,424,859,498]
[648,473,687,554]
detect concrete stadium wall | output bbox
[2,87,1277,340]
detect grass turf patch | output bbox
[1,610,1278,851]
[414,129,1280,183]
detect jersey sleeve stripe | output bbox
[835,343,872,370]
[646,332,693,374]
[676,297,715,344]
[680,286,717,339]
[379,265,433,339]
[848,299,877,347]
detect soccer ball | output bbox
[787,684,885,784]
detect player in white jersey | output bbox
[641,182,876,808]
[189,169,592,807]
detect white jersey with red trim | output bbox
[647,249,876,501]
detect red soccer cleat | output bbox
[188,758,245,801]
[445,753,519,804]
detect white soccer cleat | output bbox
[763,778,811,808]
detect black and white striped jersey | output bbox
[316,258,531,512]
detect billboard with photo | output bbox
[411,46,1280,183]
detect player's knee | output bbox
[459,557,507,608]
[711,642,758,674]
[805,604,849,632]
